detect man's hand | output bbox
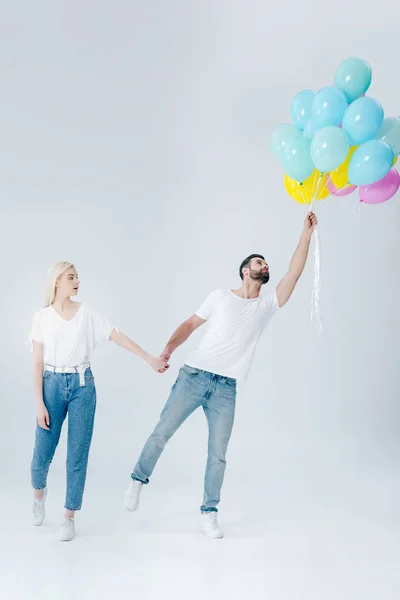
[158,348,171,374]
[304,212,318,237]
[148,355,169,373]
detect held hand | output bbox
[149,355,169,373]
[304,211,318,236]
[160,347,171,364]
[157,347,171,374]
[37,405,50,430]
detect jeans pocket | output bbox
[225,378,237,387]
[84,368,94,381]
[183,364,202,376]
[43,371,53,380]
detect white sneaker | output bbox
[32,488,47,526]
[58,518,76,542]
[199,511,224,539]
[124,479,143,512]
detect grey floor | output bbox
[1,463,399,600]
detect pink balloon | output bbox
[327,179,357,196]
[359,167,400,204]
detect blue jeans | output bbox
[132,364,237,513]
[31,368,96,511]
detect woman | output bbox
[29,261,167,541]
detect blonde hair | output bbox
[45,261,75,307]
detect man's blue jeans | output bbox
[132,364,237,513]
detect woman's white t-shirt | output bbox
[29,304,116,367]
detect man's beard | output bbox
[249,269,270,284]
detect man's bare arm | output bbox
[276,212,317,308]
[160,315,206,363]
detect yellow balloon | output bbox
[284,174,311,204]
[303,170,330,200]
[393,155,398,166]
[284,170,329,204]
[330,146,357,189]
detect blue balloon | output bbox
[342,97,384,145]
[270,124,302,159]
[282,136,314,182]
[375,117,400,156]
[312,87,348,129]
[290,90,315,131]
[334,57,372,103]
[310,126,350,173]
[349,140,394,185]
[303,119,318,139]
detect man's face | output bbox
[248,257,270,284]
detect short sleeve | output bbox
[28,312,43,351]
[262,291,280,315]
[92,311,117,342]
[195,290,219,321]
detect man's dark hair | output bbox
[239,254,265,280]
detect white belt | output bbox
[44,361,91,387]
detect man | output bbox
[125,212,317,538]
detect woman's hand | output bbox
[37,404,50,430]
[148,355,169,373]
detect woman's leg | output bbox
[31,373,67,494]
[65,373,96,515]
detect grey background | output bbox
[0,1,399,599]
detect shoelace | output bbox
[61,518,74,531]
[205,513,219,530]
[130,483,140,498]
[32,499,43,515]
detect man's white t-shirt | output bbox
[29,304,116,367]
[185,288,280,382]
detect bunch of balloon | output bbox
[270,57,400,206]
[270,57,400,330]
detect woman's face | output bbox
[56,267,80,298]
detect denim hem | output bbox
[131,475,149,485]
[32,485,47,491]
[64,505,81,511]
[200,507,218,513]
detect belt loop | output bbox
[78,364,86,387]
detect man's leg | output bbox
[132,365,208,484]
[201,378,237,513]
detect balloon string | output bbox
[299,183,307,205]
[318,180,353,207]
[308,174,355,333]
[311,227,322,333]
[309,172,334,333]
[309,176,325,333]
[317,172,332,204]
